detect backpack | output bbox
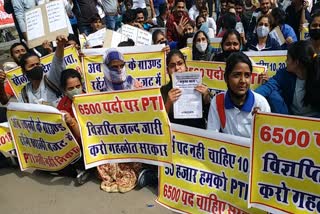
[21,76,63,103]
[4,0,14,14]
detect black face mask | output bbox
[26,66,44,81]
[186,32,194,38]
[309,29,320,40]
[223,50,238,59]
[160,40,168,45]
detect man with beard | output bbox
[207,52,270,138]
[166,0,191,42]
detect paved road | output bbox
[0,167,173,214]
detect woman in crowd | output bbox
[309,11,320,53]
[192,30,213,61]
[211,29,241,61]
[207,52,270,138]
[151,29,171,53]
[256,40,320,117]
[161,49,212,129]
[195,15,215,39]
[245,15,281,51]
[18,35,67,106]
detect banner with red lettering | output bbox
[0,0,14,29]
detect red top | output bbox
[166,11,191,42]
[4,82,14,97]
[57,96,74,118]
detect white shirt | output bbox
[207,17,217,35]
[207,90,271,138]
[188,5,199,21]
[132,0,146,9]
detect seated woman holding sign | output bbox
[256,40,320,117]
[207,52,270,138]
[245,15,281,51]
[161,49,212,129]
[192,30,214,61]
[18,35,67,107]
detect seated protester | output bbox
[247,0,272,41]
[188,0,205,21]
[245,15,281,51]
[211,29,241,61]
[196,15,215,38]
[216,0,241,33]
[216,12,237,37]
[124,0,133,11]
[199,6,217,36]
[235,0,250,34]
[184,20,196,38]
[207,52,270,138]
[17,35,67,106]
[309,12,320,53]
[0,42,29,105]
[57,68,90,185]
[255,40,320,117]
[161,49,211,129]
[90,15,104,33]
[192,30,214,60]
[285,0,311,40]
[150,3,169,27]
[152,30,171,53]
[135,8,151,30]
[166,0,191,42]
[270,8,297,50]
[121,9,144,29]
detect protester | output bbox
[90,15,104,33]
[132,0,156,19]
[166,0,191,42]
[183,21,195,38]
[192,30,213,61]
[195,15,215,38]
[151,30,171,53]
[188,0,205,21]
[211,29,241,61]
[100,0,118,30]
[150,3,169,27]
[161,49,211,129]
[207,52,271,138]
[235,0,249,34]
[270,8,297,50]
[256,40,320,117]
[217,12,237,37]
[309,11,320,53]
[199,6,217,36]
[245,15,281,51]
[17,35,67,106]
[135,8,150,30]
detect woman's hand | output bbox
[61,110,74,125]
[168,88,182,103]
[195,84,211,104]
[259,72,269,84]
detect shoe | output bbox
[76,170,90,186]
[137,169,158,189]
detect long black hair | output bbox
[60,68,82,91]
[288,40,320,109]
[220,29,241,52]
[224,52,252,80]
[166,49,186,67]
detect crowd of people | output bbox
[0,0,320,195]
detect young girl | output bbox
[256,40,320,117]
[207,52,270,138]
[161,49,211,129]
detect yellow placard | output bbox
[249,112,320,213]
[186,60,266,92]
[180,47,192,61]
[0,125,15,154]
[7,104,81,171]
[244,51,287,74]
[300,23,310,41]
[6,46,81,98]
[73,88,172,169]
[157,125,266,214]
[82,50,166,93]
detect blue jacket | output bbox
[246,35,281,51]
[255,68,296,114]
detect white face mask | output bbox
[256,26,270,38]
[103,64,127,83]
[66,87,82,99]
[196,42,208,53]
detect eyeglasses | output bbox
[168,60,185,69]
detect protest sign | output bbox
[269,26,286,46]
[300,23,310,41]
[249,112,320,214]
[180,47,192,61]
[6,46,81,98]
[187,38,222,54]
[25,0,69,48]
[0,122,14,155]
[186,60,266,93]
[244,50,287,74]
[0,0,14,29]
[119,24,152,46]
[73,88,172,169]
[82,45,166,93]
[7,103,81,171]
[157,124,266,214]
[103,29,129,48]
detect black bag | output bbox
[4,0,14,14]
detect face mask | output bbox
[256,26,270,38]
[309,29,320,40]
[26,66,44,81]
[223,50,237,58]
[66,87,82,100]
[104,65,127,83]
[160,40,168,45]
[186,32,194,38]
[196,42,208,53]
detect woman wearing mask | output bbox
[256,40,320,117]
[195,15,215,38]
[192,30,213,60]
[245,15,281,51]
[161,49,211,129]
[18,35,67,106]
[211,29,241,61]
[309,11,320,53]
